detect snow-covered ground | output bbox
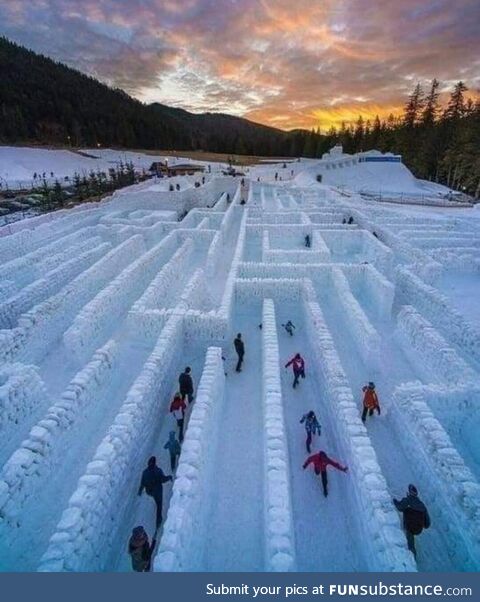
[0,146,226,190]
[0,155,479,573]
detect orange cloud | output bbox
[1,0,479,132]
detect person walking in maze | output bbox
[304,234,311,248]
[285,353,305,388]
[393,484,431,559]
[128,526,156,572]
[283,320,295,337]
[234,333,245,372]
[303,450,348,497]
[361,382,381,422]
[164,431,181,472]
[179,366,194,404]
[138,456,173,529]
[300,411,321,453]
[170,392,187,442]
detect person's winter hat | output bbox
[295,353,301,359]
[408,484,418,496]
[368,382,375,389]
[169,431,176,439]
[130,526,147,546]
[148,456,156,468]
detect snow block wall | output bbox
[0,240,106,328]
[261,299,296,571]
[38,315,183,571]
[0,340,120,521]
[331,268,381,369]
[391,384,480,569]
[155,347,225,571]
[396,306,476,385]
[0,363,49,437]
[63,234,181,362]
[395,268,480,367]
[301,281,415,572]
[0,236,144,365]
[343,265,394,322]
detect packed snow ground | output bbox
[0,160,479,573]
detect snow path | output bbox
[276,303,367,571]
[319,284,472,570]
[204,305,264,571]
[111,347,207,572]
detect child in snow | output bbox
[394,484,431,559]
[164,431,181,471]
[304,234,311,248]
[285,353,305,388]
[361,382,381,422]
[303,450,348,497]
[283,320,295,336]
[300,411,321,453]
[170,392,187,442]
[128,526,156,572]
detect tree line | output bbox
[303,80,480,198]
[1,36,479,196]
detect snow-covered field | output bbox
[0,146,225,190]
[0,156,479,573]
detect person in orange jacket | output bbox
[361,382,381,422]
[170,392,187,442]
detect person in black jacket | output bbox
[128,526,156,572]
[179,366,194,404]
[394,484,431,558]
[234,333,245,372]
[138,456,173,529]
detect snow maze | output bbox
[0,175,479,573]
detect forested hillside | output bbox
[0,37,289,155]
[1,36,479,195]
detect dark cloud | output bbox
[1,0,479,128]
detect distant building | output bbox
[149,162,205,177]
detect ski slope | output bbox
[0,167,479,573]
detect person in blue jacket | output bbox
[164,431,181,471]
[300,410,321,453]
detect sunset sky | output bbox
[1,0,479,130]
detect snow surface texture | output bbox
[0,164,479,572]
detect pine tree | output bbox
[52,180,65,207]
[403,83,424,128]
[421,79,440,126]
[444,81,468,120]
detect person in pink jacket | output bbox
[285,353,305,388]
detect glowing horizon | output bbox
[1,0,479,131]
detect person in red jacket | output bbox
[303,450,348,497]
[170,392,186,442]
[285,353,305,388]
[361,382,381,422]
